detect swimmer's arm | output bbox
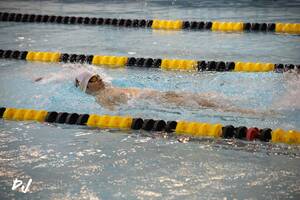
[96,95,117,111]
[95,91,129,111]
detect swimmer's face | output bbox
[86,75,105,93]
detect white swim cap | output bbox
[75,71,97,92]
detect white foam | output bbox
[273,72,300,110]
[34,63,113,85]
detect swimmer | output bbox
[75,71,267,115]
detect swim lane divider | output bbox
[0,107,299,145]
[0,12,299,34]
[0,49,299,73]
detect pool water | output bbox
[0,0,300,199]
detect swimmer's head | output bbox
[75,71,105,93]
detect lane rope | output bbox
[0,12,299,34]
[0,107,299,145]
[1,49,299,73]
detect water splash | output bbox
[34,64,113,85]
[273,71,300,110]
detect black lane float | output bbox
[0,12,299,34]
[0,49,299,73]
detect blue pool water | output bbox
[0,0,300,199]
